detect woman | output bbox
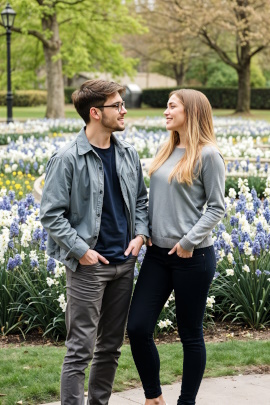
[127,89,225,405]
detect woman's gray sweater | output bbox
[149,146,225,251]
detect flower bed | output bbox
[0,119,83,144]
[139,179,270,333]
[0,192,67,339]
[2,179,269,339]
[0,135,70,177]
[0,173,37,200]
[1,117,270,338]
[210,178,270,328]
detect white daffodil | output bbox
[206,296,215,308]
[242,264,250,273]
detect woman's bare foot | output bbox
[145,394,166,405]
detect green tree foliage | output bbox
[0,0,144,117]
[250,62,266,88]
[0,33,44,90]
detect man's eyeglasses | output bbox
[96,101,125,113]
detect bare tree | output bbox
[171,0,270,113]
[124,0,201,86]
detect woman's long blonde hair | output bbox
[148,89,220,186]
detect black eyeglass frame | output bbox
[95,101,125,113]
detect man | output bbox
[40,79,149,405]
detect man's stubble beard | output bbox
[101,114,125,132]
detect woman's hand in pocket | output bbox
[168,242,193,258]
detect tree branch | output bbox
[200,28,239,71]
[249,45,267,58]
[0,23,51,48]
[58,18,73,26]
[55,0,86,5]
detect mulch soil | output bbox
[1,322,269,348]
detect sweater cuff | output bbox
[179,236,194,252]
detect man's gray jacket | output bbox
[40,127,149,272]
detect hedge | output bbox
[0,90,47,107]
[142,87,270,109]
[0,88,79,106]
[2,87,270,109]
[64,87,76,104]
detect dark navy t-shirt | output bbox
[92,142,130,263]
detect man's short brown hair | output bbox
[72,79,125,124]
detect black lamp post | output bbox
[1,3,16,124]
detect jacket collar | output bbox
[76,127,129,156]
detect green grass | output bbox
[0,340,269,404]
[0,105,78,120]
[1,105,270,121]
[213,109,270,121]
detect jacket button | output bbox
[94,236,97,239]
[99,167,102,170]
[97,213,100,217]
[100,190,103,194]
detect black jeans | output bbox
[127,244,216,405]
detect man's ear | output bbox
[89,107,100,120]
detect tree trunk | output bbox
[173,62,185,86]
[175,72,184,86]
[42,14,65,118]
[236,63,250,113]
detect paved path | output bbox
[43,374,270,405]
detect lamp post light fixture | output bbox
[1,3,16,123]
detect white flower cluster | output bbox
[46,264,66,287]
[0,118,83,135]
[164,293,175,308]
[57,293,67,312]
[158,319,173,329]
[263,178,270,198]
[0,227,10,263]
[0,136,70,175]
[218,135,270,160]
[206,296,215,308]
[130,116,270,140]
[242,264,250,273]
